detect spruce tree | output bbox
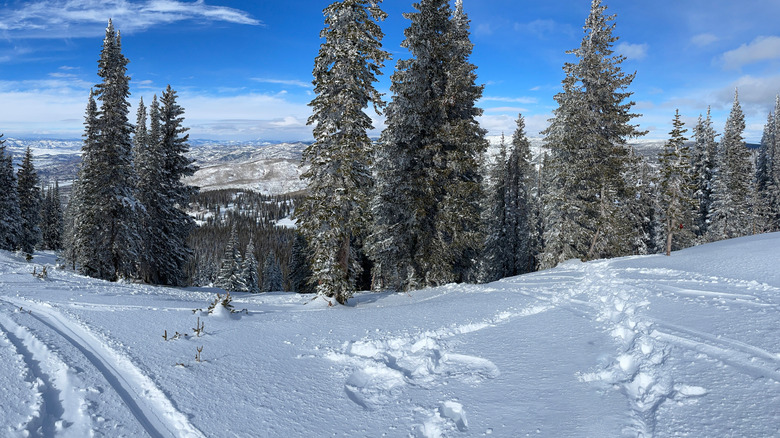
[261,254,283,293]
[771,96,780,229]
[242,237,260,294]
[70,21,141,280]
[0,135,22,252]
[755,109,776,232]
[479,135,510,283]
[434,0,488,284]
[709,90,754,240]
[658,110,696,255]
[16,147,42,255]
[539,0,645,269]
[298,0,389,304]
[369,0,486,290]
[40,181,64,251]
[691,107,718,236]
[288,232,314,293]
[134,97,160,283]
[506,115,539,275]
[157,86,198,286]
[215,224,246,292]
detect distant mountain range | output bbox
[3,137,759,196]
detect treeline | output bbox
[296,0,780,305]
[0,141,65,256]
[186,189,306,292]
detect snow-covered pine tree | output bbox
[755,109,776,232]
[369,0,485,290]
[298,0,389,304]
[690,107,719,237]
[215,224,246,292]
[506,115,539,275]
[242,237,260,294]
[156,85,198,286]
[288,232,314,293]
[70,21,141,281]
[434,0,488,284]
[539,0,645,269]
[39,181,64,251]
[709,90,754,240]
[657,110,696,256]
[134,96,159,283]
[478,135,510,283]
[16,147,41,255]
[0,135,22,251]
[771,95,780,230]
[261,253,283,293]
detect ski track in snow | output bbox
[0,296,205,438]
[0,310,91,437]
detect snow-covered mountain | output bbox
[4,138,309,195]
[1,233,778,436]
[184,141,309,195]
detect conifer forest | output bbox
[1,0,779,306]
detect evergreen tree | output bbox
[0,135,22,251]
[134,96,159,283]
[755,109,776,232]
[17,147,42,255]
[157,86,198,285]
[298,0,389,304]
[709,90,754,240]
[434,0,488,284]
[657,110,696,255]
[479,135,510,283]
[215,224,246,292]
[771,95,780,229]
[39,181,64,251]
[261,253,283,293]
[242,237,260,294]
[506,115,538,275]
[70,21,141,280]
[691,107,718,236]
[539,0,645,269]
[288,232,314,293]
[369,0,486,290]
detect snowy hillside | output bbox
[4,138,310,196]
[184,141,308,195]
[1,234,779,437]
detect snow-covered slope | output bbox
[1,234,779,437]
[5,138,309,196]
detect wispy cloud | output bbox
[481,96,538,104]
[722,36,780,70]
[0,0,261,39]
[616,42,649,61]
[514,19,572,39]
[691,33,719,48]
[251,78,311,88]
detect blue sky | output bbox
[1,0,779,142]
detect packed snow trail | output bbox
[0,311,91,437]
[0,297,205,438]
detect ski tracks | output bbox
[0,297,204,438]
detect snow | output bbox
[1,233,780,436]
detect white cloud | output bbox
[0,0,260,39]
[691,33,719,47]
[481,96,538,104]
[616,42,649,61]
[251,78,312,88]
[715,74,780,110]
[722,36,780,70]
